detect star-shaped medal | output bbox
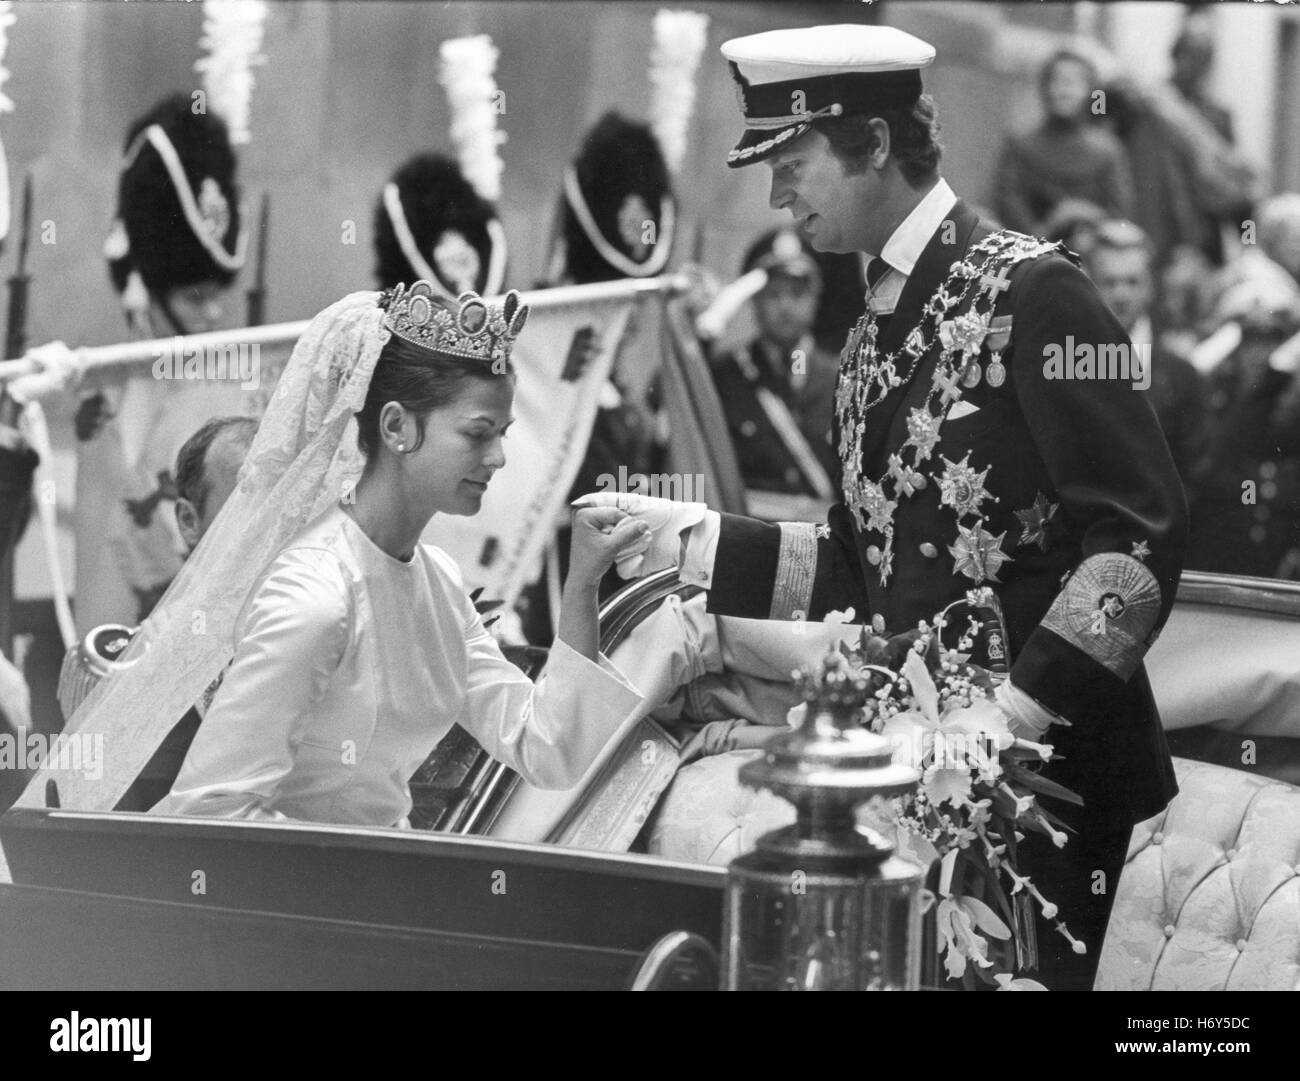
[938,309,991,359]
[1014,491,1059,550]
[904,407,941,461]
[949,523,1013,583]
[936,453,994,519]
[858,480,897,535]
[1131,540,1151,561]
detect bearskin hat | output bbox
[373,153,506,295]
[559,111,676,285]
[106,93,244,297]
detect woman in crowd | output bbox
[155,282,647,826]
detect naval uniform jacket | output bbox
[702,200,1186,828]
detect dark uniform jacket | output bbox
[703,199,1187,830]
[1187,329,1300,579]
[710,337,839,496]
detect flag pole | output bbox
[0,275,690,392]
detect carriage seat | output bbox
[1094,758,1300,990]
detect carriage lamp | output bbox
[723,652,924,991]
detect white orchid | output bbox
[880,650,1014,807]
[936,894,1011,979]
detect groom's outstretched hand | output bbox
[571,491,715,579]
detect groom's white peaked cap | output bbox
[720,24,936,168]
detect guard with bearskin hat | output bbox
[374,154,508,297]
[74,93,248,632]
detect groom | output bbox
[584,24,1187,990]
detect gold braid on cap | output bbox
[381,281,528,368]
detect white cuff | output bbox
[679,509,720,589]
[994,679,1061,740]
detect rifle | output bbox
[5,171,32,361]
[0,171,33,658]
[245,191,269,326]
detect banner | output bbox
[72,336,293,634]
[422,293,635,608]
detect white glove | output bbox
[994,679,1060,742]
[572,491,710,578]
[5,341,82,405]
[0,652,32,736]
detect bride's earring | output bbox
[396,442,406,453]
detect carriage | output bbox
[3,566,1298,991]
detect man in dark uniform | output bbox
[1082,219,1207,486]
[709,227,839,508]
[1186,276,1300,580]
[581,24,1187,990]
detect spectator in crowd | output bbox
[709,227,839,503]
[1109,15,1255,267]
[995,48,1135,238]
[1185,269,1300,578]
[1083,220,1207,484]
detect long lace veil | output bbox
[16,291,389,812]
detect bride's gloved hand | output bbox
[567,505,651,587]
[571,491,715,578]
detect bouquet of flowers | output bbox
[790,592,1085,990]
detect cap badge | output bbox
[616,194,654,261]
[432,229,482,295]
[197,177,231,243]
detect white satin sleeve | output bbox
[159,548,351,820]
[457,609,643,790]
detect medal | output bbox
[962,360,981,388]
[986,351,1006,387]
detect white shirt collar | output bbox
[873,178,958,279]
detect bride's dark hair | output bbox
[355,334,513,457]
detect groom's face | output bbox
[765,129,877,255]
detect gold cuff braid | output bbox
[769,521,817,621]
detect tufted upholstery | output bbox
[1095,757,1300,991]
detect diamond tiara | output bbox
[381,281,528,368]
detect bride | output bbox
[152,282,648,827]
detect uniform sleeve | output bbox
[162,549,351,820]
[1006,256,1188,722]
[700,501,868,623]
[456,587,643,791]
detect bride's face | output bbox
[408,376,515,517]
